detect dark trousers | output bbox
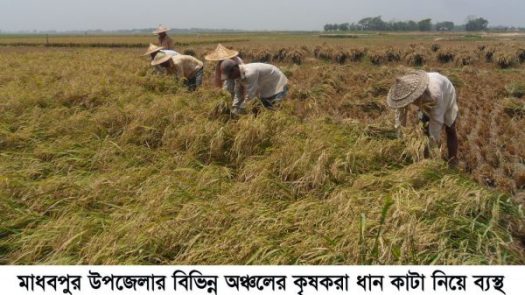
[186,67,203,91]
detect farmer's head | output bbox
[153,25,169,38]
[151,52,172,68]
[220,59,240,80]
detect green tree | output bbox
[359,16,386,31]
[391,21,410,31]
[466,17,489,31]
[324,24,337,32]
[338,23,350,31]
[418,19,432,31]
[407,21,418,31]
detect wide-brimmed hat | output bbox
[143,43,164,56]
[153,25,170,35]
[205,44,239,61]
[387,71,429,108]
[151,52,172,66]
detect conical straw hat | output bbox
[387,71,429,108]
[153,25,170,35]
[205,44,239,61]
[143,43,164,56]
[151,52,172,66]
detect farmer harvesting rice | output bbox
[220,60,288,114]
[153,25,174,50]
[143,43,179,74]
[143,43,179,60]
[152,52,204,91]
[387,70,459,166]
[205,44,244,98]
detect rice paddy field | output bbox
[0,32,524,264]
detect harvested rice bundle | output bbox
[401,125,434,163]
[484,47,496,62]
[454,53,476,66]
[516,48,525,63]
[236,47,249,59]
[494,52,518,69]
[300,45,310,53]
[348,48,366,62]
[405,51,426,66]
[334,50,348,64]
[477,44,487,52]
[314,46,335,61]
[320,47,335,61]
[273,48,289,62]
[431,43,441,52]
[368,51,385,65]
[313,46,322,59]
[437,49,455,63]
[314,44,334,61]
[253,48,273,63]
[384,48,401,62]
[290,50,303,65]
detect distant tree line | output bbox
[323,16,492,32]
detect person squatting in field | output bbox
[219,60,289,115]
[153,25,174,50]
[143,43,179,74]
[151,52,204,91]
[204,44,245,99]
[387,70,459,166]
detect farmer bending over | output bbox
[220,60,288,115]
[387,70,459,166]
[143,43,179,74]
[152,52,204,91]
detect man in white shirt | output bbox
[387,70,459,166]
[220,60,289,114]
[160,49,179,56]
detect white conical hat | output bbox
[151,52,172,66]
[205,44,239,61]
[153,25,170,35]
[143,43,164,56]
[387,71,429,108]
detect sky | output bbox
[1,0,524,32]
